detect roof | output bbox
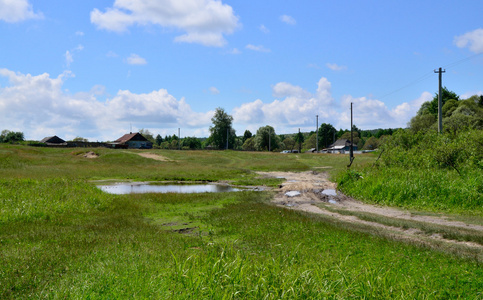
[329,139,352,148]
[114,132,149,143]
[40,135,65,144]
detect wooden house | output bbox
[110,132,153,149]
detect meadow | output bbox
[1,145,482,299]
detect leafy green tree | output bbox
[303,133,317,149]
[362,136,379,150]
[408,114,437,133]
[242,136,256,151]
[282,137,296,151]
[139,129,155,143]
[418,87,459,116]
[72,137,88,142]
[0,130,24,143]
[255,125,280,151]
[182,137,201,150]
[209,107,236,149]
[242,130,252,144]
[318,123,337,148]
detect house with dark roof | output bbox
[40,136,67,146]
[110,132,152,149]
[328,139,357,153]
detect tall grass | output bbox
[2,190,482,298]
[338,129,483,213]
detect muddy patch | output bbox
[80,151,99,158]
[260,171,483,256]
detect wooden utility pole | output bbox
[434,67,445,133]
[316,115,319,153]
[348,102,355,168]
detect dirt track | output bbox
[259,171,483,256]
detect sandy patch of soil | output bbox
[137,152,172,162]
[259,171,483,253]
[81,151,99,159]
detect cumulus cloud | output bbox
[326,63,347,71]
[454,28,483,53]
[0,0,43,23]
[279,15,296,25]
[0,68,212,140]
[246,44,271,53]
[126,53,147,65]
[90,0,240,47]
[209,87,220,94]
[233,77,430,133]
[233,77,336,132]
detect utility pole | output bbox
[348,102,354,168]
[434,67,446,134]
[178,128,180,150]
[226,128,229,150]
[316,115,319,153]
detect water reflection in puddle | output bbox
[321,189,337,196]
[97,183,242,195]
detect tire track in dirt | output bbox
[258,171,483,256]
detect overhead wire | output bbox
[377,51,483,100]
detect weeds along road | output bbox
[260,171,483,261]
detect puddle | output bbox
[322,189,337,196]
[97,182,242,195]
[285,191,301,197]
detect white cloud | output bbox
[454,28,483,54]
[280,15,296,25]
[90,0,240,47]
[326,63,347,71]
[0,0,43,23]
[233,77,335,132]
[259,24,269,33]
[75,31,85,36]
[126,53,147,65]
[0,68,213,140]
[209,87,220,94]
[233,77,431,133]
[246,44,271,53]
[65,51,73,67]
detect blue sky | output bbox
[1,0,482,141]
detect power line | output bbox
[378,52,483,100]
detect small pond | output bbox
[97,182,243,195]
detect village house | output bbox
[110,132,153,149]
[40,136,67,146]
[327,139,357,153]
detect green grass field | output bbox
[1,145,482,299]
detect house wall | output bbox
[127,141,153,149]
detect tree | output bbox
[209,107,236,149]
[0,130,24,143]
[318,123,337,148]
[362,136,379,150]
[418,87,459,116]
[72,136,88,142]
[182,137,201,150]
[139,129,155,143]
[282,137,296,151]
[255,125,280,151]
[155,134,163,146]
[303,133,317,149]
[408,114,437,133]
[242,130,252,144]
[242,137,256,151]
[294,130,304,153]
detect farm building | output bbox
[328,139,357,153]
[40,136,67,146]
[110,132,153,149]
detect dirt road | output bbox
[259,171,483,259]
